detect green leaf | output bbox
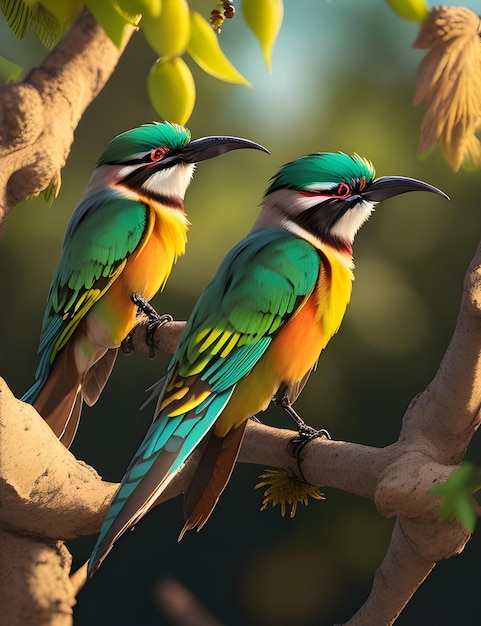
[430,463,481,532]
[1,0,81,49]
[42,172,61,206]
[31,2,64,48]
[84,0,140,49]
[0,55,22,82]
[0,0,32,39]
[187,11,251,87]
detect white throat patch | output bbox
[142,163,196,199]
[330,199,376,242]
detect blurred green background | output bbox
[1,1,481,624]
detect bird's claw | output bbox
[120,334,134,355]
[130,292,173,359]
[146,313,173,358]
[131,292,162,322]
[274,393,330,482]
[287,428,330,484]
[275,393,331,440]
[297,424,331,441]
[288,425,330,459]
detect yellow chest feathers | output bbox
[314,244,354,347]
[129,199,189,297]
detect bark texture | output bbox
[0,6,134,230]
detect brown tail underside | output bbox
[33,344,118,448]
[179,421,247,539]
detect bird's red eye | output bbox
[336,182,351,198]
[150,147,167,161]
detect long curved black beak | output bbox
[363,176,449,202]
[180,136,269,163]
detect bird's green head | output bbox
[97,121,191,166]
[263,152,448,249]
[94,121,268,204]
[267,152,376,196]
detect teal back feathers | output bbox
[176,228,318,378]
[98,122,191,165]
[266,152,376,194]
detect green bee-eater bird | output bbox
[22,121,267,448]
[88,152,447,576]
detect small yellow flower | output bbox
[255,469,325,518]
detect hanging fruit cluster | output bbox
[0,0,284,125]
[141,0,284,125]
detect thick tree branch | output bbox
[0,380,115,626]
[0,529,75,626]
[0,7,135,231]
[342,519,435,626]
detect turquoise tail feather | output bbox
[87,387,234,577]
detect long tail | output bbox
[22,342,117,448]
[87,388,234,577]
[180,421,247,538]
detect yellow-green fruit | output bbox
[147,56,195,125]
[242,0,283,73]
[141,0,190,58]
[385,0,429,22]
[187,11,251,86]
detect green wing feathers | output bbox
[46,193,148,357]
[22,191,149,423]
[151,230,321,419]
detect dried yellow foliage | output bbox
[256,469,324,518]
[413,6,481,171]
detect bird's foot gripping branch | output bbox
[130,291,174,358]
